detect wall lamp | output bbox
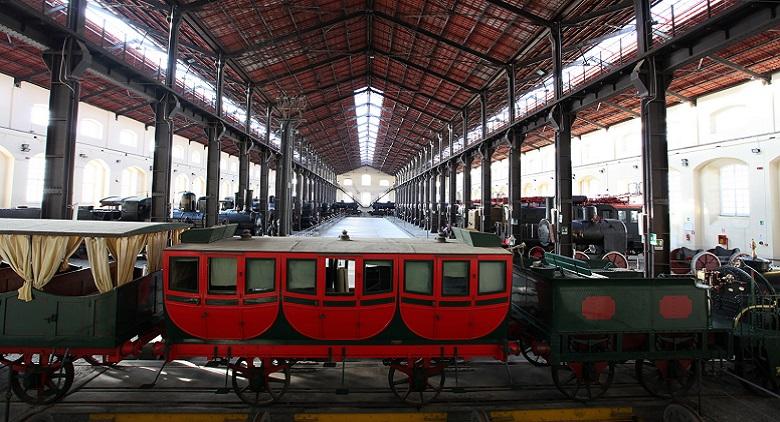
[20,144,30,152]
[681,158,689,167]
[751,148,761,154]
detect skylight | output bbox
[353,88,384,164]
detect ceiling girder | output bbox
[485,0,551,27]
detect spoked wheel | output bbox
[691,251,720,274]
[9,355,75,405]
[528,246,546,262]
[636,359,697,398]
[551,361,614,402]
[729,252,751,268]
[388,359,446,406]
[602,251,629,269]
[519,338,549,367]
[231,358,291,406]
[573,251,590,261]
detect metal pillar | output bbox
[429,168,437,233]
[550,22,574,257]
[448,162,457,227]
[205,122,224,226]
[237,139,251,210]
[480,92,488,141]
[278,121,294,236]
[480,142,493,233]
[508,129,524,238]
[259,148,271,234]
[295,170,303,231]
[150,4,182,221]
[41,0,89,219]
[438,166,447,231]
[302,171,309,204]
[635,0,671,276]
[462,153,472,228]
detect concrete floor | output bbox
[318,216,418,238]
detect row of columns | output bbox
[393,0,670,277]
[36,0,337,238]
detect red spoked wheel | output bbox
[573,251,590,261]
[528,246,546,262]
[636,359,697,398]
[8,354,74,405]
[729,252,751,268]
[602,251,629,269]
[691,251,720,274]
[231,358,291,406]
[388,358,446,406]
[551,361,615,402]
[670,248,692,275]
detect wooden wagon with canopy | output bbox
[0,219,186,404]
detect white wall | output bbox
[336,166,395,206]
[0,73,263,210]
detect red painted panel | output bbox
[399,305,436,339]
[581,296,616,320]
[166,299,208,339]
[358,303,395,338]
[659,295,693,320]
[283,302,322,339]
[240,303,278,339]
[435,308,472,339]
[469,304,509,338]
[205,305,243,339]
[321,308,360,339]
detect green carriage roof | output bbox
[169,236,511,256]
[0,219,187,237]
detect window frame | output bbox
[403,259,434,295]
[285,258,318,295]
[363,259,394,295]
[244,257,276,294]
[207,256,238,295]
[477,260,506,295]
[441,260,471,297]
[168,256,200,293]
[719,163,750,217]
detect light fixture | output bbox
[79,153,88,158]
[751,148,761,154]
[20,144,30,152]
[535,69,545,76]
[681,158,689,167]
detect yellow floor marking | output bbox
[294,413,448,422]
[89,414,248,422]
[490,407,635,422]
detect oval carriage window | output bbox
[209,258,237,294]
[478,261,506,294]
[364,260,392,294]
[442,261,469,296]
[246,259,275,293]
[287,259,316,294]
[404,261,432,294]
[170,257,198,293]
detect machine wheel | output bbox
[231,358,291,406]
[519,338,549,367]
[388,359,445,406]
[551,361,614,402]
[691,251,720,274]
[9,355,74,405]
[602,251,629,269]
[528,246,546,262]
[635,359,697,398]
[729,252,752,268]
[573,251,590,261]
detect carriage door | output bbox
[358,257,396,338]
[203,254,243,339]
[320,256,361,339]
[400,258,436,339]
[241,255,279,339]
[435,257,475,339]
[282,256,321,338]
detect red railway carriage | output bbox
[160,231,515,405]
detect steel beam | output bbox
[461,153,473,228]
[205,121,224,226]
[508,129,523,238]
[278,120,295,236]
[485,0,551,27]
[479,142,493,233]
[259,148,271,234]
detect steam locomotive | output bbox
[171,192,263,236]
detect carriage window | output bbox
[478,261,506,294]
[169,257,198,293]
[324,258,356,296]
[364,260,393,294]
[405,261,432,294]
[630,211,639,223]
[287,259,316,294]
[209,257,237,294]
[246,259,275,293]
[442,261,470,296]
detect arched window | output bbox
[119,129,138,147]
[379,179,390,187]
[577,176,603,197]
[79,119,103,140]
[30,104,48,127]
[361,191,371,205]
[81,159,109,205]
[343,178,353,186]
[190,150,202,165]
[26,153,45,203]
[537,182,552,197]
[121,167,147,197]
[172,145,185,161]
[361,174,371,186]
[220,181,232,199]
[710,106,748,136]
[193,177,206,197]
[0,145,13,207]
[522,183,535,197]
[720,164,750,216]
[174,173,189,194]
[230,159,238,173]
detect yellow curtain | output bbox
[171,228,187,245]
[145,231,168,274]
[30,235,70,296]
[107,234,148,286]
[58,236,83,272]
[0,234,33,301]
[85,237,113,293]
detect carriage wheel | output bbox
[231,358,291,406]
[602,251,629,269]
[551,361,614,402]
[528,246,546,262]
[388,359,445,406]
[519,338,549,367]
[573,251,590,261]
[635,359,697,398]
[691,251,720,274]
[9,355,74,405]
[729,252,751,268]
[670,248,691,275]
